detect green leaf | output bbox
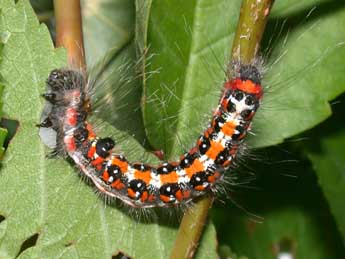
[250,0,345,147]
[143,0,241,157]
[143,0,345,154]
[82,0,135,67]
[212,158,345,259]
[0,0,64,256]
[82,0,147,143]
[0,1,218,258]
[29,0,53,13]
[305,97,345,241]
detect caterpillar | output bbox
[38,62,263,208]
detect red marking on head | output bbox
[66,108,78,126]
[225,78,263,99]
[72,90,81,98]
[64,136,76,152]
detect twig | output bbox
[54,0,86,72]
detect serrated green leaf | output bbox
[0,0,65,256]
[0,1,218,258]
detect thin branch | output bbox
[169,196,214,259]
[170,1,274,258]
[54,0,86,72]
[232,0,274,64]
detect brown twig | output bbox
[232,0,274,64]
[169,1,274,258]
[54,0,86,72]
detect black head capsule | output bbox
[96,137,115,158]
[42,93,57,103]
[239,64,261,85]
[47,69,84,91]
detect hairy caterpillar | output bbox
[38,61,263,208]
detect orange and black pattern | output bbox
[38,64,263,208]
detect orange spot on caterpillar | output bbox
[160,171,178,184]
[91,157,104,167]
[221,121,236,136]
[127,188,136,199]
[102,171,109,182]
[86,123,96,140]
[87,146,96,159]
[194,185,205,191]
[111,179,125,190]
[175,190,183,201]
[185,159,204,178]
[160,195,171,203]
[148,194,156,202]
[111,158,128,173]
[141,191,148,202]
[207,175,216,183]
[134,170,152,184]
[206,140,224,160]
